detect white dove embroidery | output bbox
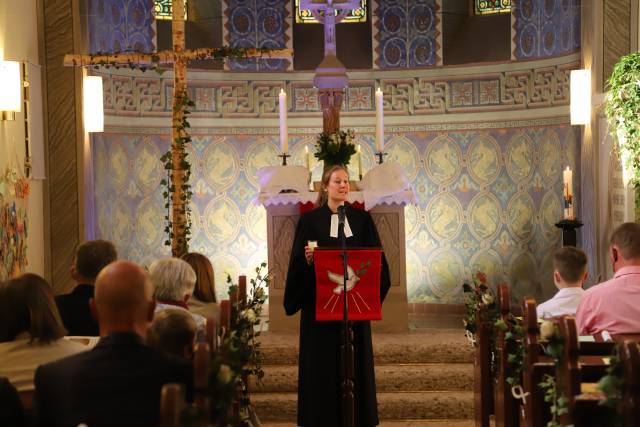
[327,265,360,295]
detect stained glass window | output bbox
[475,0,511,15]
[154,0,187,20]
[295,0,367,24]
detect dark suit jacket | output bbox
[55,284,99,336]
[33,332,193,427]
[0,377,25,427]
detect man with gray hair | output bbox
[149,257,206,329]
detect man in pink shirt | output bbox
[576,222,640,335]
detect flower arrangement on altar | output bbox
[314,129,357,170]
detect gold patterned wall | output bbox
[92,120,579,303]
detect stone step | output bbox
[259,330,473,365]
[250,363,474,393]
[263,421,474,427]
[252,391,474,422]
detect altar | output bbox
[259,164,414,332]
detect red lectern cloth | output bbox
[313,249,382,321]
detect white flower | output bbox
[243,308,257,323]
[539,320,556,341]
[481,293,494,305]
[218,364,232,384]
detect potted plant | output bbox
[314,129,357,173]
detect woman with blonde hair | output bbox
[181,252,220,321]
[0,274,87,391]
[284,164,391,427]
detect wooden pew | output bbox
[494,283,519,427]
[620,340,640,425]
[519,299,554,427]
[160,383,185,427]
[193,341,211,411]
[473,303,494,427]
[220,299,231,338]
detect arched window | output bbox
[475,0,511,15]
[155,0,187,20]
[295,0,367,24]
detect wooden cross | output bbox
[64,0,291,257]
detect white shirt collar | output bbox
[330,213,353,238]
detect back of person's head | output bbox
[92,260,155,336]
[610,222,640,260]
[553,246,588,284]
[0,274,66,344]
[149,258,196,302]
[180,252,216,303]
[147,309,197,360]
[74,239,118,282]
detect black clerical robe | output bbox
[284,204,391,427]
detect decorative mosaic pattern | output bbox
[88,0,157,54]
[512,0,581,59]
[92,123,579,304]
[372,0,442,69]
[223,0,292,71]
[96,58,577,117]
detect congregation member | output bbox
[55,239,117,336]
[0,274,87,392]
[181,252,220,321]
[285,165,391,427]
[150,257,206,329]
[577,222,640,335]
[536,246,588,319]
[33,260,193,427]
[147,308,197,360]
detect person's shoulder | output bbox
[583,278,615,297]
[346,205,371,219]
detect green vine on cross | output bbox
[160,92,194,256]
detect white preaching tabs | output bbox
[330,213,353,238]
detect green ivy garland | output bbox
[605,52,640,187]
[160,92,194,255]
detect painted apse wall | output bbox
[90,0,582,304]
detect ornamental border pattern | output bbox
[104,115,570,134]
[98,59,578,118]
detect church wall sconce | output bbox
[0,60,22,121]
[570,69,591,125]
[83,75,104,133]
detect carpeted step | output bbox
[250,363,473,393]
[259,330,473,365]
[263,421,474,427]
[252,391,474,422]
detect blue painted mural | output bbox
[513,0,581,59]
[88,0,157,54]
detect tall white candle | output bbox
[279,88,288,153]
[357,144,362,178]
[305,145,310,171]
[375,87,384,152]
[563,166,573,219]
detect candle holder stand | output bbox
[278,153,290,166]
[375,151,387,164]
[555,219,583,247]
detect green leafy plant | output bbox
[495,315,525,386]
[539,373,572,427]
[605,52,640,187]
[462,271,499,336]
[160,92,194,256]
[314,129,357,168]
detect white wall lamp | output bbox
[0,60,22,121]
[570,69,591,125]
[83,75,104,133]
